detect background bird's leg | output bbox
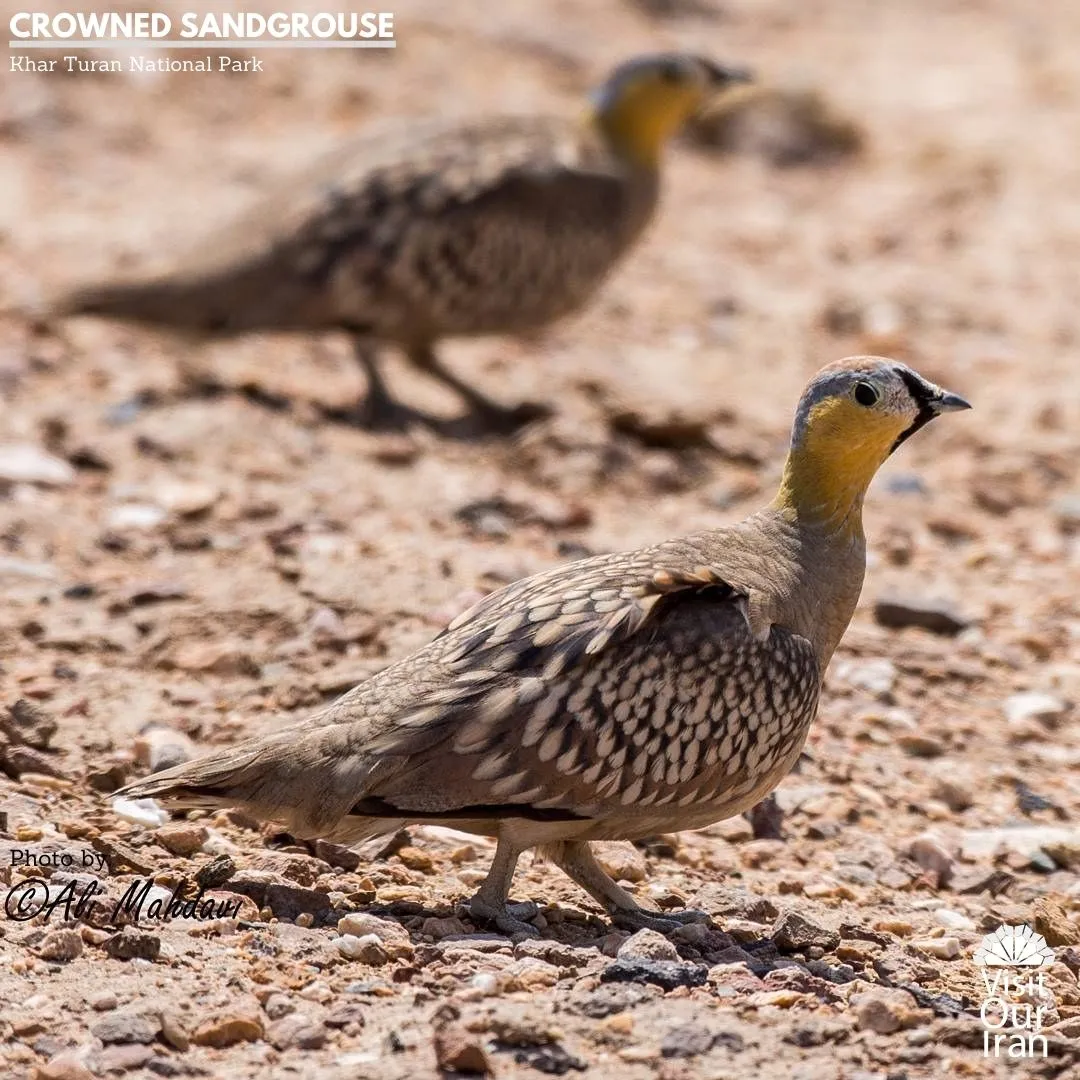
[407,343,549,435]
[337,337,421,431]
[467,837,540,936]
[549,840,711,934]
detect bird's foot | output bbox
[468,895,541,938]
[323,394,422,432]
[611,906,712,934]
[434,400,552,439]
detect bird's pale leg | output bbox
[550,840,710,934]
[467,837,540,937]
[407,344,549,435]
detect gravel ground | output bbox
[2,1,1080,1078]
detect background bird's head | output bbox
[592,54,752,166]
[773,356,971,531]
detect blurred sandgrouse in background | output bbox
[118,357,970,935]
[55,53,750,434]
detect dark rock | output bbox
[2,698,57,749]
[873,597,970,636]
[1015,780,1066,817]
[145,1058,188,1077]
[782,1020,849,1047]
[661,1025,736,1058]
[771,911,840,953]
[103,928,161,961]
[91,1012,161,1045]
[510,1045,587,1074]
[225,873,331,921]
[313,839,361,870]
[195,854,237,890]
[63,583,97,599]
[433,1024,492,1075]
[599,957,708,991]
[565,983,654,1018]
[806,959,858,985]
[746,793,784,839]
[91,836,155,875]
[86,761,131,793]
[1,744,67,779]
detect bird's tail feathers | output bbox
[115,726,375,838]
[53,254,300,335]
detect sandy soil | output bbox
[1,1,1080,1077]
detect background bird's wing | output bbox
[57,116,625,333]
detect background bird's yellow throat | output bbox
[771,396,910,536]
[593,81,707,167]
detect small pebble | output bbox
[907,833,955,887]
[396,846,435,872]
[911,936,961,959]
[154,823,208,857]
[134,725,197,773]
[36,929,82,962]
[191,1012,264,1048]
[617,928,680,963]
[0,443,74,486]
[1003,692,1069,729]
[111,796,170,828]
[934,908,976,932]
[106,504,168,531]
[334,933,390,965]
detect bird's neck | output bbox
[769,402,901,540]
[588,105,670,170]
[769,447,879,541]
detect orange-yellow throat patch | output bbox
[592,83,704,168]
[771,396,910,535]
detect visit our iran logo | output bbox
[974,924,1054,1059]
[974,924,1055,967]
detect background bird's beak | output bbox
[930,390,972,414]
[702,61,754,90]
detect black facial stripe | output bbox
[897,366,935,408]
[891,367,938,453]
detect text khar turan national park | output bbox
[9,10,394,41]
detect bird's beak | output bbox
[929,390,972,414]
[702,61,754,90]
[890,370,971,453]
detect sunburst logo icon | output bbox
[973,924,1054,967]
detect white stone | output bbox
[912,936,961,960]
[1004,692,1069,728]
[934,908,976,932]
[836,658,897,696]
[333,933,389,964]
[0,443,74,486]
[106,504,168,531]
[110,796,170,828]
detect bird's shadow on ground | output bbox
[151,370,555,442]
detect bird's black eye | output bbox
[854,381,880,407]
[661,60,687,83]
